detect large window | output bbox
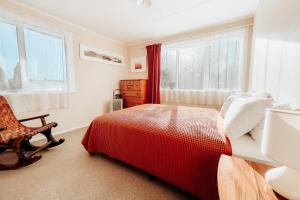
[161,28,247,91]
[0,14,73,94]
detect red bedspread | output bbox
[82,104,232,199]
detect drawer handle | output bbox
[127,86,134,89]
[127,81,134,85]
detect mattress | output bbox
[82,104,232,200]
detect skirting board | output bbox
[30,124,89,142]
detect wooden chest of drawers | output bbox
[120,79,147,108]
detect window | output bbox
[161,28,247,91]
[24,28,66,81]
[0,21,20,90]
[0,13,73,94]
[24,27,68,91]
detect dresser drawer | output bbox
[127,82,141,90]
[120,81,127,90]
[121,90,145,98]
[121,80,142,91]
[123,97,146,104]
[126,80,135,86]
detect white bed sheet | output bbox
[231,134,277,166]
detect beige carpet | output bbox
[0,128,195,200]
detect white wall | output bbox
[1,0,128,134]
[250,0,300,108]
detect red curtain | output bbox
[146,44,161,104]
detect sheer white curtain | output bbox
[161,90,234,107]
[5,93,71,114]
[160,28,249,106]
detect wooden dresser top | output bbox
[120,79,147,81]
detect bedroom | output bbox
[0,0,299,199]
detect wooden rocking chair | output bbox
[0,96,65,170]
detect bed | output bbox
[82,104,231,200]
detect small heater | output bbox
[109,89,123,112]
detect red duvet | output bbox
[82,104,232,199]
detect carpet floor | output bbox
[0,128,195,200]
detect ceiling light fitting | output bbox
[136,0,152,8]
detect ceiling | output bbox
[13,0,260,45]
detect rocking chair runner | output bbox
[0,96,65,170]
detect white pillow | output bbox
[220,93,244,117]
[220,92,271,117]
[246,92,271,98]
[224,96,273,140]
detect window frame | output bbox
[0,9,75,94]
[161,27,250,92]
[23,24,67,82]
[0,18,21,81]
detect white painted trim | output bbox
[7,0,125,47]
[126,16,254,47]
[30,124,89,142]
